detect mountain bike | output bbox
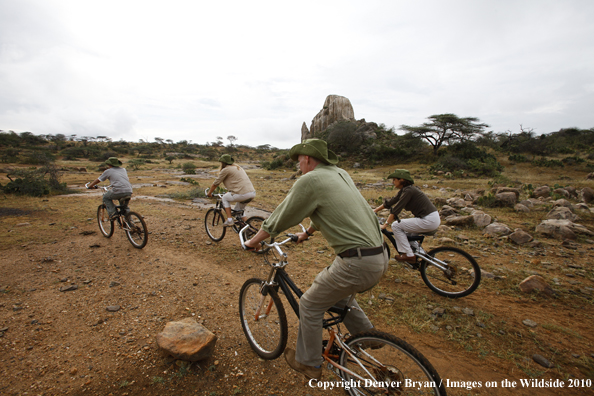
[237,225,447,396]
[86,183,148,249]
[204,189,263,242]
[381,220,480,298]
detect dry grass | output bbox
[1,153,594,390]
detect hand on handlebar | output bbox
[243,239,261,252]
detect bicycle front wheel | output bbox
[339,330,447,396]
[239,278,288,360]
[97,204,114,238]
[420,246,481,298]
[124,211,148,249]
[204,208,226,242]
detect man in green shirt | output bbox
[244,139,388,380]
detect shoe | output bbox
[109,213,118,221]
[284,348,322,380]
[395,254,416,263]
[222,218,234,227]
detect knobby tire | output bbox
[420,246,480,298]
[339,330,447,396]
[97,204,114,238]
[239,278,288,360]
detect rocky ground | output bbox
[1,182,594,396]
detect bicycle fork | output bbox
[414,248,448,272]
[323,328,386,385]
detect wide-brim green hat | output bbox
[105,157,122,167]
[218,154,234,165]
[289,138,338,165]
[387,169,414,184]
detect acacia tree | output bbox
[400,113,488,155]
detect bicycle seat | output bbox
[118,196,132,207]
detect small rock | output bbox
[462,308,474,316]
[106,306,121,312]
[522,319,538,328]
[59,285,78,292]
[532,354,554,368]
[432,308,445,317]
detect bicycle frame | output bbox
[239,225,389,384]
[381,228,449,272]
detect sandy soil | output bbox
[1,192,593,396]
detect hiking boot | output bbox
[395,254,416,263]
[222,218,234,227]
[284,348,321,380]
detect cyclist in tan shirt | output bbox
[206,154,256,226]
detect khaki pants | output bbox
[295,248,389,366]
[103,191,131,217]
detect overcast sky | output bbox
[1,0,593,149]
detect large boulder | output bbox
[547,206,579,222]
[495,192,517,207]
[439,205,458,217]
[446,197,467,208]
[535,219,576,240]
[519,275,554,296]
[472,211,492,228]
[582,187,594,204]
[509,229,533,245]
[532,186,551,198]
[552,198,572,208]
[308,95,355,137]
[301,122,310,141]
[444,215,474,227]
[515,203,530,213]
[156,318,217,361]
[494,187,520,198]
[484,222,512,237]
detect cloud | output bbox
[1,0,593,148]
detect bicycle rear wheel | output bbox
[205,208,226,242]
[420,246,481,298]
[239,278,288,360]
[339,330,447,396]
[97,204,114,238]
[124,211,148,249]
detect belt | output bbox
[338,244,385,258]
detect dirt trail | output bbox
[0,194,592,395]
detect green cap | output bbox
[289,138,338,165]
[387,169,414,184]
[218,154,234,165]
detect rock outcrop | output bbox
[303,95,355,140]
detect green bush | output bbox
[531,158,564,168]
[561,156,585,165]
[508,154,529,163]
[182,162,196,174]
[127,158,146,170]
[1,165,67,196]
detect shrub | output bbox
[508,154,529,163]
[531,158,564,168]
[261,154,294,170]
[127,159,146,170]
[561,156,585,165]
[1,165,67,196]
[182,162,196,174]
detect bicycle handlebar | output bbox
[85,182,109,191]
[239,223,306,252]
[205,188,226,199]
